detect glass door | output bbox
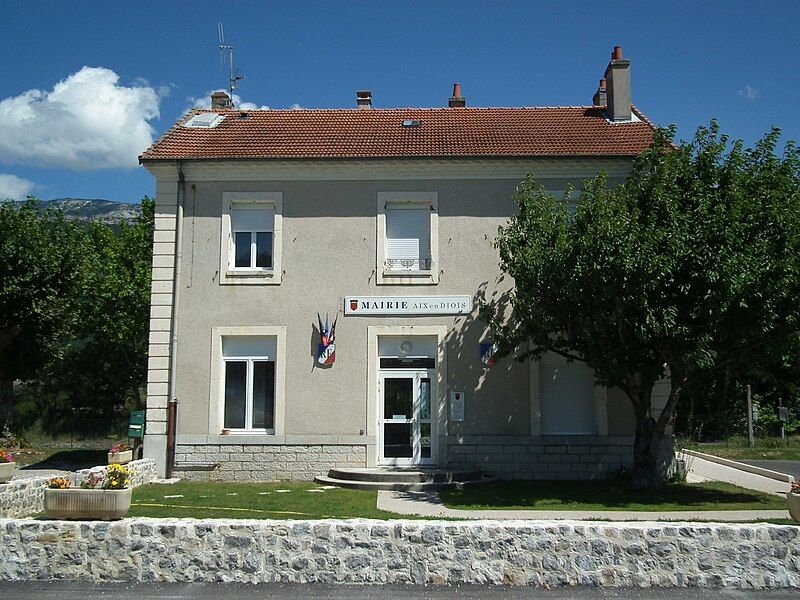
[378,369,435,466]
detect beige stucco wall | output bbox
[167,171,635,440]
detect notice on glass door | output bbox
[450,391,465,422]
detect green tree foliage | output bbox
[0,200,86,433]
[484,123,800,489]
[33,198,155,434]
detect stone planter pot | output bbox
[787,492,800,522]
[0,461,15,483]
[44,488,132,520]
[108,450,133,465]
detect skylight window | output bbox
[184,113,225,129]
[402,119,421,128]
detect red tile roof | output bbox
[139,106,656,162]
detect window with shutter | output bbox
[385,205,431,271]
[231,205,274,270]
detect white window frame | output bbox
[220,192,282,285]
[221,353,275,434]
[376,192,439,285]
[209,326,286,435]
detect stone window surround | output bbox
[367,325,449,467]
[209,325,287,436]
[376,192,439,285]
[219,192,283,285]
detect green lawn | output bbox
[130,481,401,520]
[439,481,786,512]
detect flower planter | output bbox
[44,488,132,520]
[108,450,133,465]
[787,492,800,522]
[0,461,15,483]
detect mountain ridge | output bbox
[10,198,142,225]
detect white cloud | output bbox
[188,90,269,111]
[0,173,36,200]
[289,103,303,110]
[0,67,160,170]
[737,85,760,102]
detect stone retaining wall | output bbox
[0,459,157,519]
[444,435,636,480]
[1,518,798,587]
[175,444,367,481]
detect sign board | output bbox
[450,391,465,422]
[344,296,471,316]
[779,407,789,423]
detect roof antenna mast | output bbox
[218,23,245,102]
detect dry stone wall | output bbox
[0,459,157,518]
[1,518,798,588]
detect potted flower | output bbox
[108,442,133,465]
[0,449,16,483]
[787,481,800,522]
[44,464,133,520]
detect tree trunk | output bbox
[631,415,664,489]
[0,376,14,436]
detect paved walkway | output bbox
[376,490,789,521]
[740,460,800,480]
[681,452,790,496]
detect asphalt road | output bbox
[740,460,800,480]
[0,583,796,599]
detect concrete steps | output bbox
[314,467,497,491]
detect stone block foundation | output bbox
[1,518,798,587]
[443,435,637,480]
[174,444,367,482]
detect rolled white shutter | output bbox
[232,205,274,232]
[385,206,430,261]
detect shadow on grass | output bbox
[439,480,784,511]
[20,449,107,472]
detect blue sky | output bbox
[1,1,798,204]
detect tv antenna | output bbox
[218,23,245,98]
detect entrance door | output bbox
[378,369,435,466]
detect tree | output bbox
[484,123,800,489]
[35,197,154,433]
[0,199,86,434]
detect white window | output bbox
[221,336,277,432]
[377,192,438,285]
[231,205,274,270]
[220,192,282,285]
[385,205,431,272]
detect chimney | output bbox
[448,83,466,108]
[211,91,233,110]
[592,78,607,107]
[603,45,631,121]
[356,90,372,109]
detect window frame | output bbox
[221,354,276,434]
[376,192,439,285]
[210,326,286,436]
[220,192,282,285]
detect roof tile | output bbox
[140,106,656,161]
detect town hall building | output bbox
[140,46,669,483]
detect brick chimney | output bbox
[592,78,607,107]
[356,90,373,109]
[211,91,233,110]
[448,83,466,108]
[603,46,631,121]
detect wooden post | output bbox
[747,384,754,447]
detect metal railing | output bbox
[385,257,433,271]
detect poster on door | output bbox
[450,391,465,422]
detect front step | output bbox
[314,467,497,491]
[314,474,497,491]
[328,467,484,484]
